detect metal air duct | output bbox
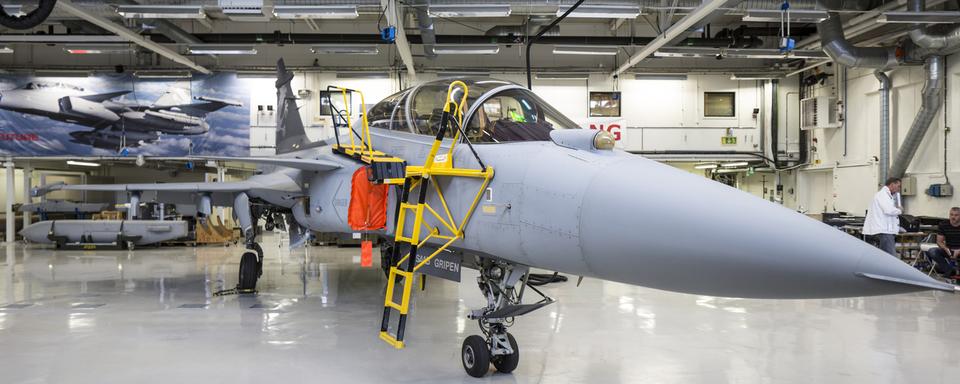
[889,55,945,178]
[907,0,960,53]
[817,11,899,69]
[874,70,891,182]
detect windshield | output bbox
[465,88,578,143]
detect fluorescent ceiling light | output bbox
[115,5,206,19]
[437,72,491,78]
[432,44,500,55]
[336,72,390,79]
[221,7,269,21]
[558,4,640,18]
[731,73,784,80]
[310,44,379,55]
[553,45,618,56]
[635,74,687,80]
[428,4,511,18]
[134,71,193,79]
[67,160,100,167]
[188,45,258,55]
[273,5,358,19]
[64,45,134,54]
[35,70,91,78]
[742,9,828,23]
[0,46,12,54]
[535,73,588,80]
[877,11,960,24]
[694,163,719,169]
[721,161,750,168]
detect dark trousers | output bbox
[926,248,958,277]
[867,234,897,256]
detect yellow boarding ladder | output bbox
[379,81,494,349]
[327,86,406,180]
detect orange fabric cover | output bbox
[348,167,389,231]
[360,240,373,267]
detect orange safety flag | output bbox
[360,240,373,268]
[347,167,389,231]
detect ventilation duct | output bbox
[817,11,899,69]
[874,71,891,182]
[888,55,945,179]
[907,0,960,53]
[414,5,436,58]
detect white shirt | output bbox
[863,186,902,235]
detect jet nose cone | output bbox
[579,155,955,299]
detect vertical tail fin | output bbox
[275,59,310,153]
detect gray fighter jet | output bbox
[0,81,241,149]
[34,59,958,378]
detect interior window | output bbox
[466,89,576,143]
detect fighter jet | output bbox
[0,81,242,149]
[34,59,958,378]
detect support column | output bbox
[22,165,32,228]
[4,160,14,244]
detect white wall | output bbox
[793,56,960,217]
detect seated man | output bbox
[926,207,960,278]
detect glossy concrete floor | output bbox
[1,234,959,384]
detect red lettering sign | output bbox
[588,124,621,141]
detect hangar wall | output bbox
[798,53,960,217]
[246,72,778,154]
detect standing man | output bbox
[863,177,902,256]
[926,207,960,278]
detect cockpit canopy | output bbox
[367,78,579,143]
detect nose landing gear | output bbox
[460,260,554,378]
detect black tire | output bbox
[238,251,259,291]
[492,333,519,374]
[461,335,490,378]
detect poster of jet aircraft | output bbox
[0,73,249,156]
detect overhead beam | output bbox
[381,0,417,81]
[57,0,211,74]
[612,0,729,77]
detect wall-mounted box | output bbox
[800,96,840,130]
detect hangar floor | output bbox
[1,234,958,383]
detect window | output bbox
[319,90,352,126]
[589,91,621,117]
[704,92,736,117]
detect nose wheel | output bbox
[237,242,263,292]
[461,332,519,378]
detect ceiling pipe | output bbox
[889,55,945,179]
[908,0,960,53]
[874,70,891,183]
[526,0,585,89]
[413,5,436,58]
[817,11,899,69]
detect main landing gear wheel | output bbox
[238,251,259,291]
[461,335,491,378]
[491,333,519,373]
